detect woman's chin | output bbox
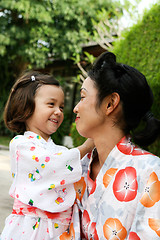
[76,129,89,139]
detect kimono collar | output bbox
[24,131,52,145]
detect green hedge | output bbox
[113,2,160,156]
[70,122,86,147]
[71,3,160,156]
[113,3,160,118]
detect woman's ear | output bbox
[105,92,120,115]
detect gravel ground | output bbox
[0,149,13,234]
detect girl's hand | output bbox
[77,138,94,159]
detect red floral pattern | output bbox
[103,168,118,188]
[59,223,75,240]
[87,171,96,195]
[117,136,151,156]
[113,167,138,202]
[128,232,141,240]
[148,218,160,237]
[140,172,160,207]
[74,177,86,201]
[103,218,127,239]
[81,210,98,240]
[88,222,99,240]
[70,136,160,239]
[81,210,90,239]
[87,151,92,159]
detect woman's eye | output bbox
[80,96,85,101]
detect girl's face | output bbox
[26,84,64,141]
[74,77,106,139]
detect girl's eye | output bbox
[49,103,54,106]
[60,106,64,112]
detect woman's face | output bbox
[74,77,106,138]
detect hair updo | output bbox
[88,51,160,147]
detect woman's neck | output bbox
[89,125,125,181]
[93,127,124,168]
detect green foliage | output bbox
[83,51,96,64]
[70,122,86,147]
[51,109,71,145]
[0,135,11,147]
[0,0,120,138]
[112,2,160,155]
[70,2,160,155]
[0,0,118,68]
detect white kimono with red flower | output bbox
[58,136,160,240]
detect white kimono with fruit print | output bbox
[58,136,160,240]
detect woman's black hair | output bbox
[88,51,160,147]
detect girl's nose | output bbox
[54,107,62,116]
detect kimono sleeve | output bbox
[128,156,160,239]
[9,136,82,212]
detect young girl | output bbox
[1,71,94,240]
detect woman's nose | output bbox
[73,104,78,113]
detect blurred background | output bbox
[0,0,160,231]
[0,0,159,153]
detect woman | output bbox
[60,52,160,240]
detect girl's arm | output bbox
[77,138,94,159]
[9,135,83,212]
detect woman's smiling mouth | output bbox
[75,117,80,122]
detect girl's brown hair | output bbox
[4,71,60,133]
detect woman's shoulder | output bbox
[141,152,160,168]
[116,136,159,159]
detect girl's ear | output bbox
[105,92,120,115]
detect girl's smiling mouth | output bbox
[49,118,59,124]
